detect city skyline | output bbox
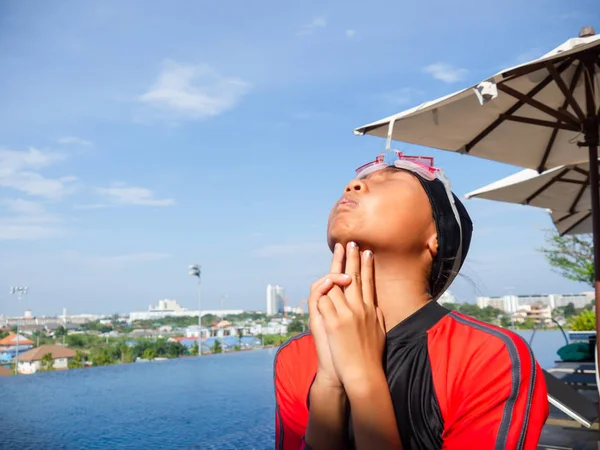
[1,1,598,315]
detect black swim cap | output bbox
[414,176,473,300]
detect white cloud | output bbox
[345,29,356,38]
[0,199,65,240]
[57,136,92,146]
[0,147,78,199]
[96,183,176,207]
[254,242,326,258]
[423,63,468,83]
[138,60,250,121]
[297,17,327,35]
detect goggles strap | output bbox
[436,168,463,299]
[385,118,396,151]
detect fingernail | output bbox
[323,278,331,285]
[334,243,341,251]
[364,250,373,258]
[341,274,351,279]
[349,241,358,248]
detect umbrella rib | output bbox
[500,114,579,132]
[464,59,573,154]
[496,84,580,127]
[561,211,591,236]
[560,178,588,185]
[571,166,590,177]
[537,63,584,172]
[545,62,586,121]
[525,168,570,204]
[569,173,590,213]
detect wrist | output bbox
[314,370,343,390]
[343,369,388,399]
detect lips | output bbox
[338,196,358,208]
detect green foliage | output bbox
[142,348,156,360]
[90,348,116,366]
[540,233,594,287]
[442,303,506,324]
[569,310,596,331]
[66,334,102,348]
[41,353,54,372]
[68,351,86,369]
[54,326,68,338]
[119,344,133,363]
[260,334,289,346]
[211,340,222,354]
[0,330,9,339]
[288,319,305,333]
[190,342,199,356]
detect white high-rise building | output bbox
[266,285,286,316]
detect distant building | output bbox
[266,285,285,316]
[129,298,244,321]
[476,292,594,313]
[513,304,552,325]
[17,345,76,374]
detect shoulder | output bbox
[430,313,548,449]
[274,331,317,380]
[429,311,533,365]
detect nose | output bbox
[345,179,366,193]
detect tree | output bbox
[540,232,593,286]
[68,350,86,369]
[55,326,68,338]
[142,348,156,360]
[211,340,222,354]
[570,310,596,331]
[563,302,577,318]
[41,353,54,372]
[288,320,304,333]
[191,342,199,356]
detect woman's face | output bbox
[327,168,437,257]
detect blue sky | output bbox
[0,1,598,316]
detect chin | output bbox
[327,230,361,252]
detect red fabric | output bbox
[274,332,318,450]
[274,313,549,450]
[428,313,548,450]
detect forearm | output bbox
[346,372,402,450]
[305,375,347,450]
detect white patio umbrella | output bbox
[353,26,600,373]
[464,162,596,235]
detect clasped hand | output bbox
[308,242,386,390]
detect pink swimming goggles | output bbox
[355,150,438,181]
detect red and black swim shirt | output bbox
[274,301,549,450]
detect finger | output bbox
[327,285,351,317]
[329,243,345,274]
[316,295,338,328]
[310,274,351,294]
[376,307,386,334]
[361,250,375,306]
[344,241,362,307]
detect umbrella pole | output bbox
[581,55,600,425]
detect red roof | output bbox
[0,334,33,346]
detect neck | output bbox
[372,254,432,332]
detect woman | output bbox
[274,151,548,450]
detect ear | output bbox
[426,234,438,258]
